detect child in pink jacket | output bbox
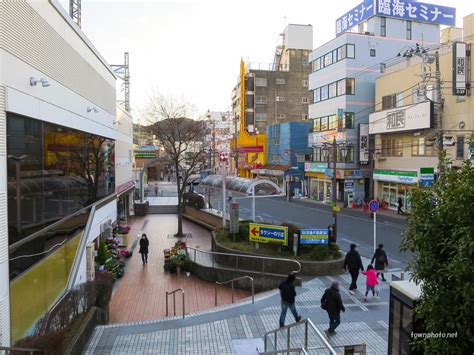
[362,264,379,301]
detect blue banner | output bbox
[336,0,375,36]
[375,0,455,26]
[300,229,329,245]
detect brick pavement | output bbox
[108,215,249,324]
[87,254,402,354]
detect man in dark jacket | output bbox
[371,243,388,281]
[344,243,364,294]
[278,274,301,327]
[321,281,345,336]
[139,234,149,266]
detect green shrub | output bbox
[94,272,113,309]
[183,192,205,209]
[328,242,342,259]
[14,331,66,355]
[96,241,107,265]
[309,245,331,261]
[280,222,301,249]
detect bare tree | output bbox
[145,94,208,237]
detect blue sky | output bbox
[58,0,472,119]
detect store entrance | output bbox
[382,185,398,209]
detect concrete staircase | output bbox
[148,204,178,214]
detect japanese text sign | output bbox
[299,229,329,245]
[375,0,455,26]
[336,0,455,36]
[249,223,288,246]
[336,0,375,36]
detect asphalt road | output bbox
[207,192,410,270]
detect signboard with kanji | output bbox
[299,229,329,245]
[229,203,239,234]
[249,223,288,246]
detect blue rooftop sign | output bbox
[336,0,375,36]
[336,0,456,36]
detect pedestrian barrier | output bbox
[0,346,42,354]
[215,276,254,306]
[187,247,302,275]
[165,288,185,319]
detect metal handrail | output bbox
[0,346,42,354]
[259,348,307,355]
[166,288,185,319]
[263,319,337,355]
[215,276,254,306]
[188,247,301,275]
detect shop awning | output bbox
[199,175,282,195]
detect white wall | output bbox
[75,200,117,287]
[115,105,134,189]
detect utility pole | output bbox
[435,51,444,168]
[212,119,216,171]
[331,136,338,241]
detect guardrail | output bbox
[258,348,307,355]
[262,319,337,355]
[166,288,185,319]
[215,276,254,306]
[187,247,301,275]
[0,346,42,354]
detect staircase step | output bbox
[148,205,178,214]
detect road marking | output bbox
[266,199,406,229]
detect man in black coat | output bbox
[278,274,301,328]
[321,280,345,336]
[139,234,149,266]
[344,243,364,294]
[371,243,388,281]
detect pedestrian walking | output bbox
[155,185,159,196]
[397,197,404,215]
[139,234,149,266]
[278,274,301,328]
[362,264,379,301]
[371,243,388,281]
[344,243,364,295]
[327,224,335,244]
[321,280,345,337]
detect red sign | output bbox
[237,146,264,153]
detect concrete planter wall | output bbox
[212,234,344,277]
[183,206,222,230]
[190,262,301,293]
[134,201,149,216]
[66,306,107,355]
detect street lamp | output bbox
[8,154,27,234]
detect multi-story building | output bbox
[231,24,313,177]
[369,15,473,211]
[306,0,454,205]
[0,1,131,344]
[252,122,312,196]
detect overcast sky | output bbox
[59,0,472,119]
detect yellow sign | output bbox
[332,206,341,212]
[249,223,288,245]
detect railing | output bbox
[215,276,254,306]
[165,288,185,319]
[0,346,42,354]
[262,319,337,355]
[259,348,307,355]
[188,247,301,275]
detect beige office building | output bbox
[368,15,474,211]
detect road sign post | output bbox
[369,200,379,252]
[229,202,239,242]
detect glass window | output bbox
[328,115,338,130]
[255,78,267,86]
[320,116,329,131]
[321,85,329,101]
[255,113,267,121]
[346,78,355,95]
[324,53,333,67]
[381,17,387,37]
[337,79,346,96]
[346,44,355,59]
[340,45,346,60]
[313,118,321,131]
[316,57,321,71]
[302,79,308,87]
[255,96,267,104]
[332,49,337,63]
[276,78,285,85]
[314,88,321,102]
[302,114,308,120]
[302,97,309,103]
[457,136,465,159]
[276,96,285,102]
[344,112,355,129]
[406,20,412,40]
[370,49,376,57]
[328,82,337,98]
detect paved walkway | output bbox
[87,254,402,354]
[109,215,249,324]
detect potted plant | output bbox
[97,241,107,272]
[183,258,192,277]
[169,255,177,274]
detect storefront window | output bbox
[7,114,115,275]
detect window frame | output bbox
[302,97,309,104]
[255,96,267,105]
[255,77,267,87]
[370,48,376,57]
[302,79,308,87]
[406,20,412,40]
[346,44,355,59]
[276,78,286,85]
[255,113,268,122]
[456,136,465,159]
[381,17,387,37]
